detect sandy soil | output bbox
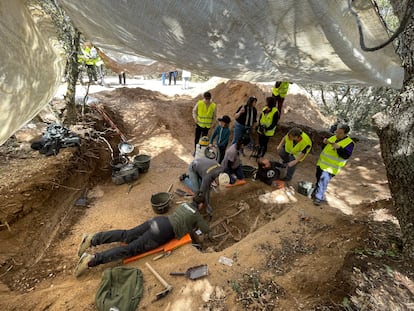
[0,77,412,311]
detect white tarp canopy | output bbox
[0,0,404,145]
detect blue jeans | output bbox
[225,165,244,183]
[278,148,297,181]
[314,166,334,201]
[232,122,252,145]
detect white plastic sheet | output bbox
[0,0,404,145]
[59,0,403,87]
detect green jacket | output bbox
[168,202,210,239]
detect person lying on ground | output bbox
[74,191,210,277]
[255,157,285,186]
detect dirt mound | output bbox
[0,80,411,311]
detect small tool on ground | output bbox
[145,262,173,302]
[175,188,192,197]
[75,188,89,207]
[170,264,209,280]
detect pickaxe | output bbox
[145,262,173,302]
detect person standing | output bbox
[232,96,258,146]
[192,91,217,154]
[182,70,191,89]
[313,124,355,206]
[209,115,231,163]
[276,127,312,181]
[257,97,279,158]
[168,70,178,85]
[74,192,210,277]
[79,41,103,84]
[272,81,290,120]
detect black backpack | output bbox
[95,266,144,311]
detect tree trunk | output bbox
[64,30,80,124]
[372,3,414,258]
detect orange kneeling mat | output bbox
[122,233,192,264]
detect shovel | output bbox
[75,188,89,207]
[170,264,208,280]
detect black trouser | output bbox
[194,124,210,151]
[258,134,270,157]
[86,64,97,82]
[168,71,176,85]
[118,72,126,84]
[90,216,175,266]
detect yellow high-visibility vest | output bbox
[272,82,289,98]
[284,132,312,161]
[196,100,216,128]
[317,135,354,175]
[258,107,278,136]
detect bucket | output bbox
[150,192,171,214]
[133,154,151,173]
[242,165,256,178]
[297,181,314,197]
[110,157,128,172]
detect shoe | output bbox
[74,252,94,277]
[313,199,321,206]
[77,234,93,257]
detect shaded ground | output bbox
[0,79,412,310]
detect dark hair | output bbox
[238,135,250,146]
[193,191,205,205]
[247,96,257,106]
[266,96,276,109]
[204,91,212,99]
[288,127,302,137]
[337,124,350,134]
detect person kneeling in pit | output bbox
[221,135,250,186]
[74,191,210,277]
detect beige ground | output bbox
[0,78,411,311]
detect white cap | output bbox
[218,173,230,186]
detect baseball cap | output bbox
[218,115,231,124]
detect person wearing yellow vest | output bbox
[78,41,104,84]
[276,127,312,181]
[271,81,289,120]
[257,97,279,157]
[192,91,217,154]
[313,124,355,206]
